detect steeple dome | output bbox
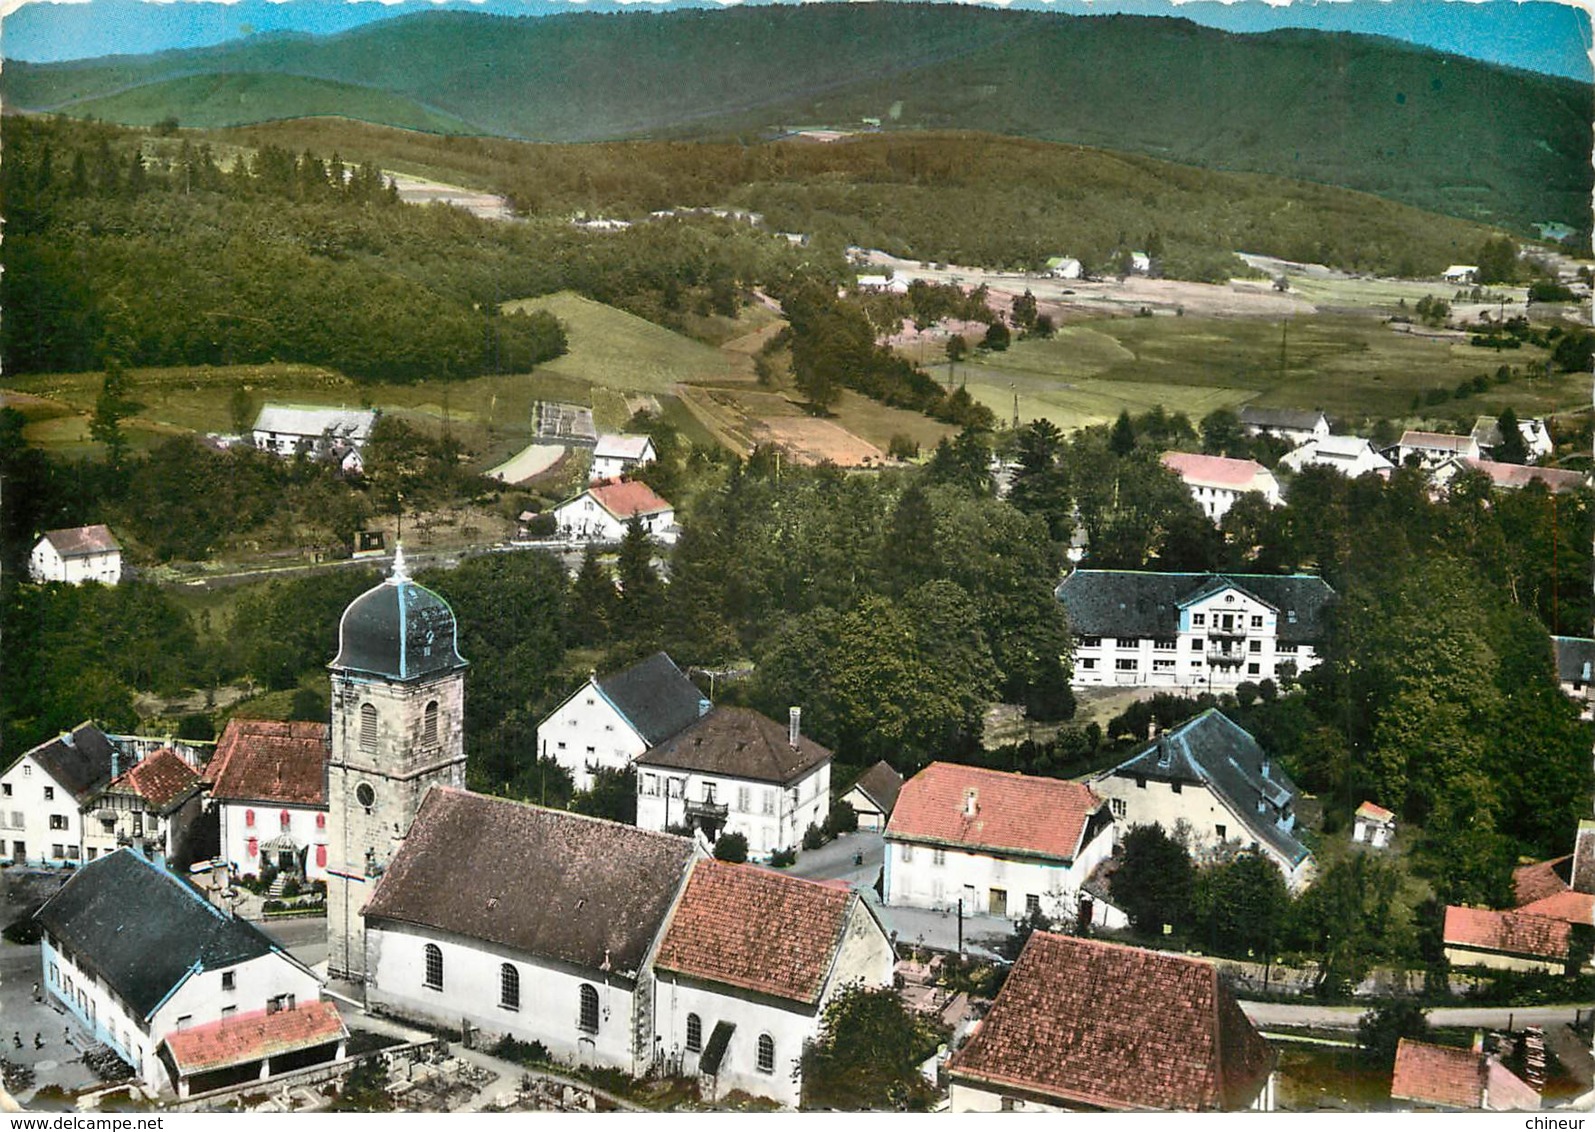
[329,546,467,681]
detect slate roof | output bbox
[588,480,673,520]
[361,788,697,977]
[1102,710,1310,867]
[1160,452,1275,492]
[886,763,1103,864]
[106,749,200,812]
[330,550,467,682]
[34,850,286,1021]
[594,652,707,746]
[208,720,329,808]
[162,1002,347,1077]
[252,404,376,443]
[1055,570,1333,645]
[40,525,120,558]
[1443,905,1571,962]
[1391,1040,1486,1109]
[1552,637,1595,685]
[6,722,118,802]
[636,707,831,785]
[848,761,904,818]
[1237,407,1327,432]
[654,859,855,1007]
[947,933,1274,1111]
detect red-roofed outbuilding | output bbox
[553,479,676,544]
[160,1001,348,1099]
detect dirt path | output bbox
[486,442,568,484]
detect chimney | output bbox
[698,698,712,718]
[1573,819,1595,895]
[789,707,801,749]
[1156,737,1171,768]
[1261,757,1271,780]
[60,731,75,749]
[964,789,978,818]
[1149,720,1161,740]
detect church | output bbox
[321,550,893,1102]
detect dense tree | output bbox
[1192,851,1290,959]
[1494,407,1528,464]
[799,985,947,1111]
[1287,855,1411,999]
[1475,236,1520,285]
[1356,1000,1429,1069]
[1112,824,1195,934]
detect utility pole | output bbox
[957,897,965,956]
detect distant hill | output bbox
[6,5,1588,236]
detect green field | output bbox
[949,312,1580,430]
[512,292,736,393]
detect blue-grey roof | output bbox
[1104,709,1310,868]
[1055,571,1334,645]
[597,652,708,746]
[34,850,287,1021]
[4,722,117,802]
[1238,407,1328,432]
[1552,636,1595,685]
[330,553,466,682]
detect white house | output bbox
[1056,570,1335,691]
[93,748,203,867]
[1352,801,1396,850]
[651,859,894,1107]
[591,434,658,482]
[251,404,377,464]
[0,723,120,867]
[1090,709,1313,889]
[552,480,676,544]
[948,932,1276,1112]
[537,652,709,792]
[1160,452,1282,522]
[1279,434,1395,478]
[29,525,122,586]
[883,762,1118,926]
[1129,251,1152,275]
[1237,408,1331,447]
[1393,430,1479,469]
[360,788,702,1076]
[1471,415,1554,463]
[1552,636,1595,721]
[207,719,331,885]
[635,708,831,858]
[855,274,908,294]
[35,849,329,1094]
[839,761,903,832]
[1431,456,1588,495]
[1443,265,1479,285]
[1044,256,1083,280]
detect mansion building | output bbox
[1056,570,1335,692]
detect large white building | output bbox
[552,480,676,544]
[651,859,894,1107]
[1236,408,1331,447]
[1393,430,1479,469]
[590,434,658,482]
[1056,570,1335,692]
[1,723,120,867]
[537,652,709,792]
[1090,709,1313,889]
[1278,434,1395,479]
[29,525,122,586]
[1160,452,1282,523]
[883,762,1117,926]
[208,719,331,885]
[635,707,831,858]
[252,404,377,470]
[35,849,333,1094]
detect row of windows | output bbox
[422,946,600,1033]
[243,809,324,830]
[682,1014,774,1073]
[358,701,442,756]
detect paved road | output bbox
[775,830,883,887]
[257,916,329,971]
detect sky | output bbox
[1,0,1590,81]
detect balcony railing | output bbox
[1206,625,1249,641]
[1206,650,1247,667]
[685,798,730,821]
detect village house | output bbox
[28,524,122,586]
[537,652,709,792]
[1430,456,1589,495]
[1129,251,1152,275]
[1159,452,1282,522]
[590,433,658,482]
[360,788,701,1076]
[1390,1038,1539,1112]
[552,479,677,544]
[1441,905,1575,974]
[1392,430,1480,469]
[1043,256,1083,279]
[1091,709,1313,889]
[1552,637,1595,719]
[1278,434,1395,479]
[0,722,120,867]
[883,763,1118,925]
[651,859,894,1107]
[93,748,204,867]
[839,761,903,832]
[947,932,1276,1111]
[1352,801,1396,850]
[1237,407,1331,446]
[35,849,329,1094]
[1471,415,1554,463]
[208,719,331,887]
[1443,265,1480,285]
[1055,570,1334,691]
[251,404,377,473]
[634,707,831,858]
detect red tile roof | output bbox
[588,480,673,521]
[42,524,120,557]
[654,859,855,1006]
[1355,801,1395,824]
[109,749,199,810]
[1443,905,1571,962]
[1516,891,1595,926]
[947,933,1274,1111]
[1513,856,1573,908]
[1390,1039,1485,1108]
[208,719,329,807]
[1458,458,1587,493]
[1160,452,1273,491]
[162,1001,346,1076]
[886,763,1103,863]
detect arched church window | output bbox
[500,964,520,1011]
[423,944,443,990]
[423,701,439,747]
[578,984,599,1033]
[360,704,378,754]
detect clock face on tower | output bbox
[356,782,375,808]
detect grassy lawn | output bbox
[509,291,735,393]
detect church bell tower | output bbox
[325,546,468,983]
